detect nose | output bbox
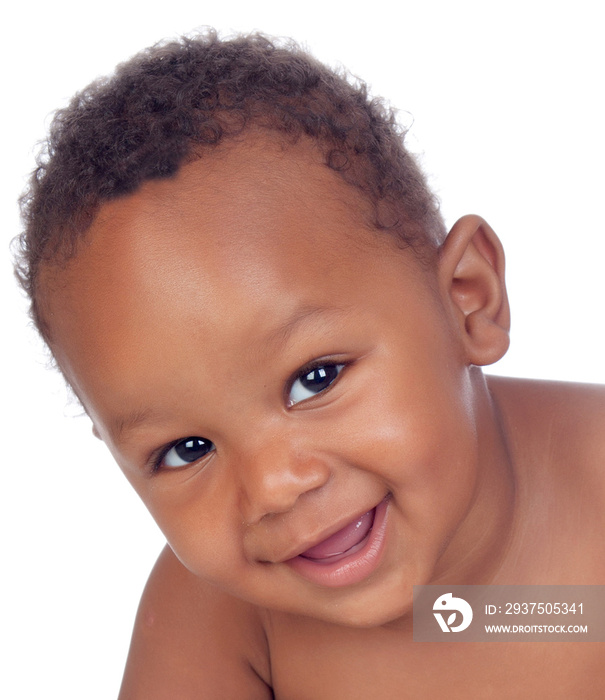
[237,435,331,525]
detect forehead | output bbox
[50,133,381,306]
[43,134,427,415]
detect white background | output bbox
[2,1,603,697]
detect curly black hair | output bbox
[15,30,445,338]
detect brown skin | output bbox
[41,135,605,698]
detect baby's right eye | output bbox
[160,436,215,469]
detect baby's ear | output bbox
[438,215,510,366]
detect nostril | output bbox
[238,459,331,526]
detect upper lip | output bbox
[269,497,384,564]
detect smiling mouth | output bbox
[285,496,390,587]
[299,507,376,563]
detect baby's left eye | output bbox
[288,363,345,406]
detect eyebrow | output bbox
[107,305,345,443]
[108,406,165,445]
[264,304,345,348]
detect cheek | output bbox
[373,387,477,500]
[335,339,479,535]
[134,472,245,583]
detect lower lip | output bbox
[285,496,390,588]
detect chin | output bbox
[300,577,417,629]
[322,598,414,629]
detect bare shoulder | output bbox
[119,545,273,699]
[486,373,605,409]
[487,376,605,582]
[487,375,605,460]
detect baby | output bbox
[15,31,605,698]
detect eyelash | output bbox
[150,436,216,473]
[287,359,346,407]
[149,358,348,473]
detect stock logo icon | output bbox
[433,593,473,632]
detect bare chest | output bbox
[267,620,604,700]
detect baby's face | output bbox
[45,135,482,627]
